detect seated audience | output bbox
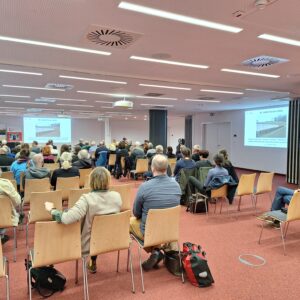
[129,141,145,169]
[45,167,122,273]
[72,145,82,163]
[1,140,11,154]
[173,147,196,181]
[0,169,21,244]
[76,139,85,148]
[195,150,213,168]
[51,152,80,189]
[11,149,30,188]
[114,141,129,178]
[47,139,57,150]
[0,147,14,171]
[73,150,92,169]
[42,145,55,163]
[89,141,97,156]
[166,146,176,159]
[191,145,201,161]
[108,139,117,153]
[15,143,36,159]
[146,143,156,158]
[130,155,181,271]
[94,141,109,161]
[219,149,239,183]
[31,141,40,154]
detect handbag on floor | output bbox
[182,242,214,288]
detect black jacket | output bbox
[0,154,14,171]
[51,167,80,189]
[72,158,92,169]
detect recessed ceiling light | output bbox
[140,103,173,107]
[0,106,25,110]
[221,68,280,78]
[0,69,42,76]
[56,104,94,107]
[0,94,30,98]
[245,88,289,94]
[119,2,243,33]
[134,116,137,119]
[200,89,244,95]
[4,101,47,105]
[59,75,127,84]
[0,35,111,55]
[101,106,114,109]
[77,90,131,97]
[2,84,65,91]
[135,95,178,101]
[138,83,191,90]
[185,99,221,103]
[44,97,87,102]
[258,33,300,47]
[131,56,208,69]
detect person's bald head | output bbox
[0,147,7,155]
[151,154,168,175]
[32,153,44,167]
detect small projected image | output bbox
[35,123,61,137]
[256,114,287,138]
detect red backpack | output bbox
[182,242,214,287]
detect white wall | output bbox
[168,116,185,150]
[192,110,287,174]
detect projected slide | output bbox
[244,106,288,148]
[24,117,71,143]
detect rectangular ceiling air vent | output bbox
[242,55,289,69]
[45,83,74,90]
[35,97,56,103]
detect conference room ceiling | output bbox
[0,0,298,120]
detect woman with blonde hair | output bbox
[45,167,122,273]
[42,145,55,163]
[50,151,80,189]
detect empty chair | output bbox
[56,176,80,202]
[27,221,85,300]
[0,195,17,262]
[26,190,63,246]
[83,211,135,299]
[131,206,183,292]
[0,171,14,180]
[0,242,9,300]
[254,172,274,207]
[130,158,148,180]
[68,188,91,209]
[258,190,300,255]
[23,178,51,205]
[110,183,134,211]
[211,185,229,214]
[236,173,256,212]
[79,169,92,188]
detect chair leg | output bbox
[258,222,265,244]
[220,198,223,214]
[82,257,88,300]
[28,267,32,300]
[269,193,272,206]
[117,250,120,272]
[26,223,28,247]
[129,244,135,293]
[75,260,78,284]
[280,222,287,256]
[126,249,130,272]
[204,198,208,217]
[237,196,241,211]
[252,195,257,216]
[137,246,145,293]
[5,258,9,300]
[284,222,290,238]
[13,227,17,262]
[177,242,184,283]
[213,199,217,214]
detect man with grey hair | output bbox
[131,154,181,271]
[146,142,156,158]
[129,141,144,170]
[73,149,92,169]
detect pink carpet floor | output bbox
[2,170,300,300]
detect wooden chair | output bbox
[26,191,63,246]
[170,162,176,176]
[27,221,85,300]
[79,169,92,188]
[19,172,25,193]
[68,188,91,209]
[43,163,59,171]
[130,158,148,180]
[0,243,9,300]
[10,179,17,192]
[168,158,176,165]
[108,154,116,168]
[0,196,17,262]
[258,191,300,255]
[84,175,90,189]
[23,178,51,205]
[110,184,134,211]
[56,176,80,202]
[83,211,135,299]
[236,173,256,212]
[131,206,184,292]
[211,185,229,214]
[254,172,274,208]
[0,171,14,180]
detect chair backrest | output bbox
[0,243,4,277]
[237,173,256,196]
[68,188,91,209]
[29,191,63,223]
[0,195,14,228]
[56,176,80,201]
[168,158,177,165]
[197,167,213,185]
[84,175,90,188]
[79,168,92,188]
[0,171,14,180]
[24,178,51,204]
[110,184,134,211]
[256,172,274,194]
[121,157,125,169]
[43,163,59,171]
[33,221,81,268]
[144,206,181,248]
[287,191,300,222]
[20,171,25,192]
[135,158,148,173]
[211,185,228,198]
[108,154,116,166]
[10,179,17,191]
[90,210,131,256]
[170,162,176,175]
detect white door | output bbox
[202,122,231,159]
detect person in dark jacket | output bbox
[191,145,201,162]
[173,147,196,181]
[94,141,109,160]
[0,147,14,171]
[166,146,176,159]
[219,149,239,184]
[73,150,92,169]
[195,150,213,168]
[51,152,80,189]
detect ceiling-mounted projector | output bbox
[113,98,133,108]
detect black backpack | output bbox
[26,260,66,298]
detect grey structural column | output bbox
[149,109,167,149]
[185,115,193,149]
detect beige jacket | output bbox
[52,191,122,255]
[0,178,21,226]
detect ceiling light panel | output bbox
[56,104,94,107]
[45,97,87,102]
[59,75,127,84]
[2,85,65,91]
[119,2,243,33]
[221,68,280,78]
[200,89,244,95]
[0,35,111,55]
[4,101,47,105]
[131,56,208,69]
[139,83,191,90]
[140,103,173,107]
[0,94,30,98]
[77,91,131,97]
[185,99,221,103]
[258,34,300,47]
[245,88,289,94]
[135,96,177,101]
[0,69,42,76]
